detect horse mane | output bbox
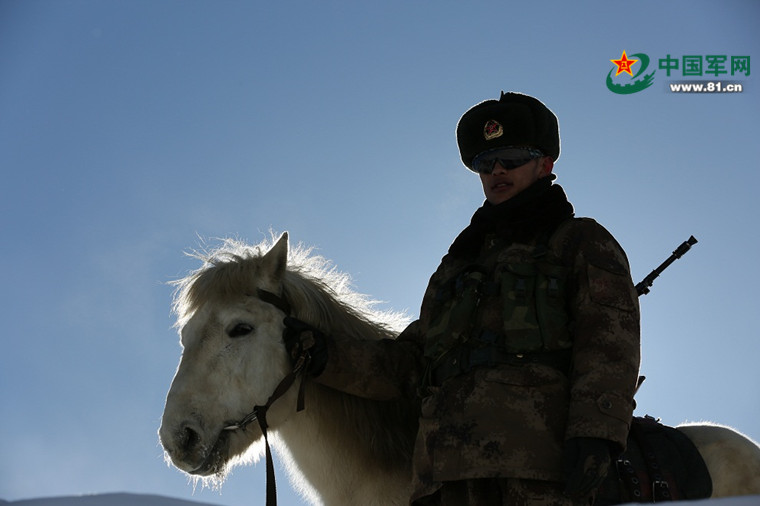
[171,235,408,334]
[171,234,418,472]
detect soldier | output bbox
[292,91,641,505]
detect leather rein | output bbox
[222,288,312,506]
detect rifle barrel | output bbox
[635,236,698,296]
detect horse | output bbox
[159,233,760,505]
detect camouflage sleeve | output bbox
[561,219,641,450]
[314,320,424,401]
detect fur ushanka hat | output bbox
[456,91,560,171]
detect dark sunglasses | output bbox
[471,147,544,174]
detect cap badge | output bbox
[483,120,503,140]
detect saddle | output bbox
[596,415,713,504]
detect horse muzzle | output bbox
[160,420,232,476]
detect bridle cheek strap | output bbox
[251,351,312,506]
[224,288,311,506]
[223,348,311,506]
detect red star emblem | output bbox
[610,50,639,77]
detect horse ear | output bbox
[262,232,288,280]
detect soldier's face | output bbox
[479,157,553,205]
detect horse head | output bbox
[160,232,418,504]
[159,233,296,479]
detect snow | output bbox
[0,494,220,506]
[1,493,759,506]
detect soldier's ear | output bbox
[540,157,554,177]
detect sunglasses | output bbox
[471,147,544,174]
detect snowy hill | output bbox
[0,494,220,506]
[1,493,759,506]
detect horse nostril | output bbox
[180,425,201,453]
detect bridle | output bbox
[222,288,313,506]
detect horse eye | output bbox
[228,323,254,338]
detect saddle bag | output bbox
[596,415,712,504]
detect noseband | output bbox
[223,288,312,506]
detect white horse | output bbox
[160,233,760,505]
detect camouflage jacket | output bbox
[317,182,641,500]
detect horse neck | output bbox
[273,382,412,506]
[274,273,412,504]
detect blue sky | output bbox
[1,1,758,504]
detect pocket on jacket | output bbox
[587,262,636,312]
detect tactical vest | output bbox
[424,221,575,380]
